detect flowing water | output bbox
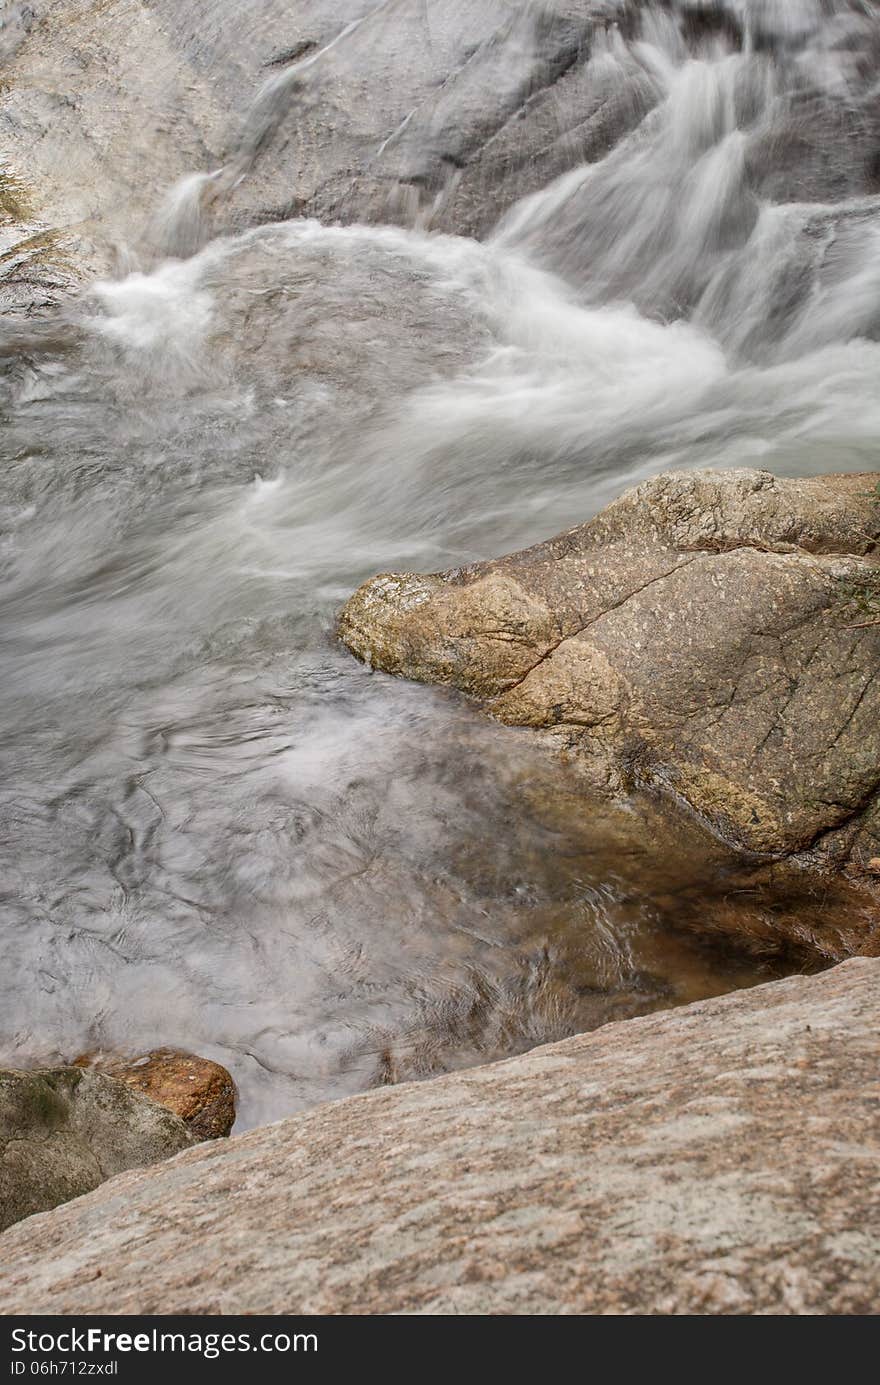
[2,1,879,1127]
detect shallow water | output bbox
[2,1,879,1128]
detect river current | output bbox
[2,1,879,1126]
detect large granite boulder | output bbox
[339,470,880,869]
[0,1067,192,1232]
[0,959,877,1314]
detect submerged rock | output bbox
[0,959,877,1314]
[0,1067,192,1233]
[339,470,880,874]
[74,1050,236,1140]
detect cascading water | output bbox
[2,0,879,1127]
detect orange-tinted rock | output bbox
[75,1050,236,1140]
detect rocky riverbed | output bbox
[1,0,879,1314]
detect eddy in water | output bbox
[1,0,879,1127]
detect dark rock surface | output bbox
[0,2,630,309]
[7,2,878,315]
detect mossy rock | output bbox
[0,1067,192,1232]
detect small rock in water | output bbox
[75,1049,236,1140]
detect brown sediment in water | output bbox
[347,735,877,1094]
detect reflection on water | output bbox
[3,1,880,1128]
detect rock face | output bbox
[340,470,880,870]
[0,1,633,311]
[74,1051,236,1141]
[0,1067,192,1233]
[4,2,879,313]
[0,959,877,1315]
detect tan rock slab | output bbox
[0,960,877,1315]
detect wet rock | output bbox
[75,1050,236,1140]
[339,470,880,872]
[0,959,877,1314]
[0,1067,192,1233]
[4,3,879,319]
[194,220,489,407]
[0,1,633,311]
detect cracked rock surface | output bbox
[0,959,877,1315]
[0,1067,193,1232]
[339,469,880,865]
